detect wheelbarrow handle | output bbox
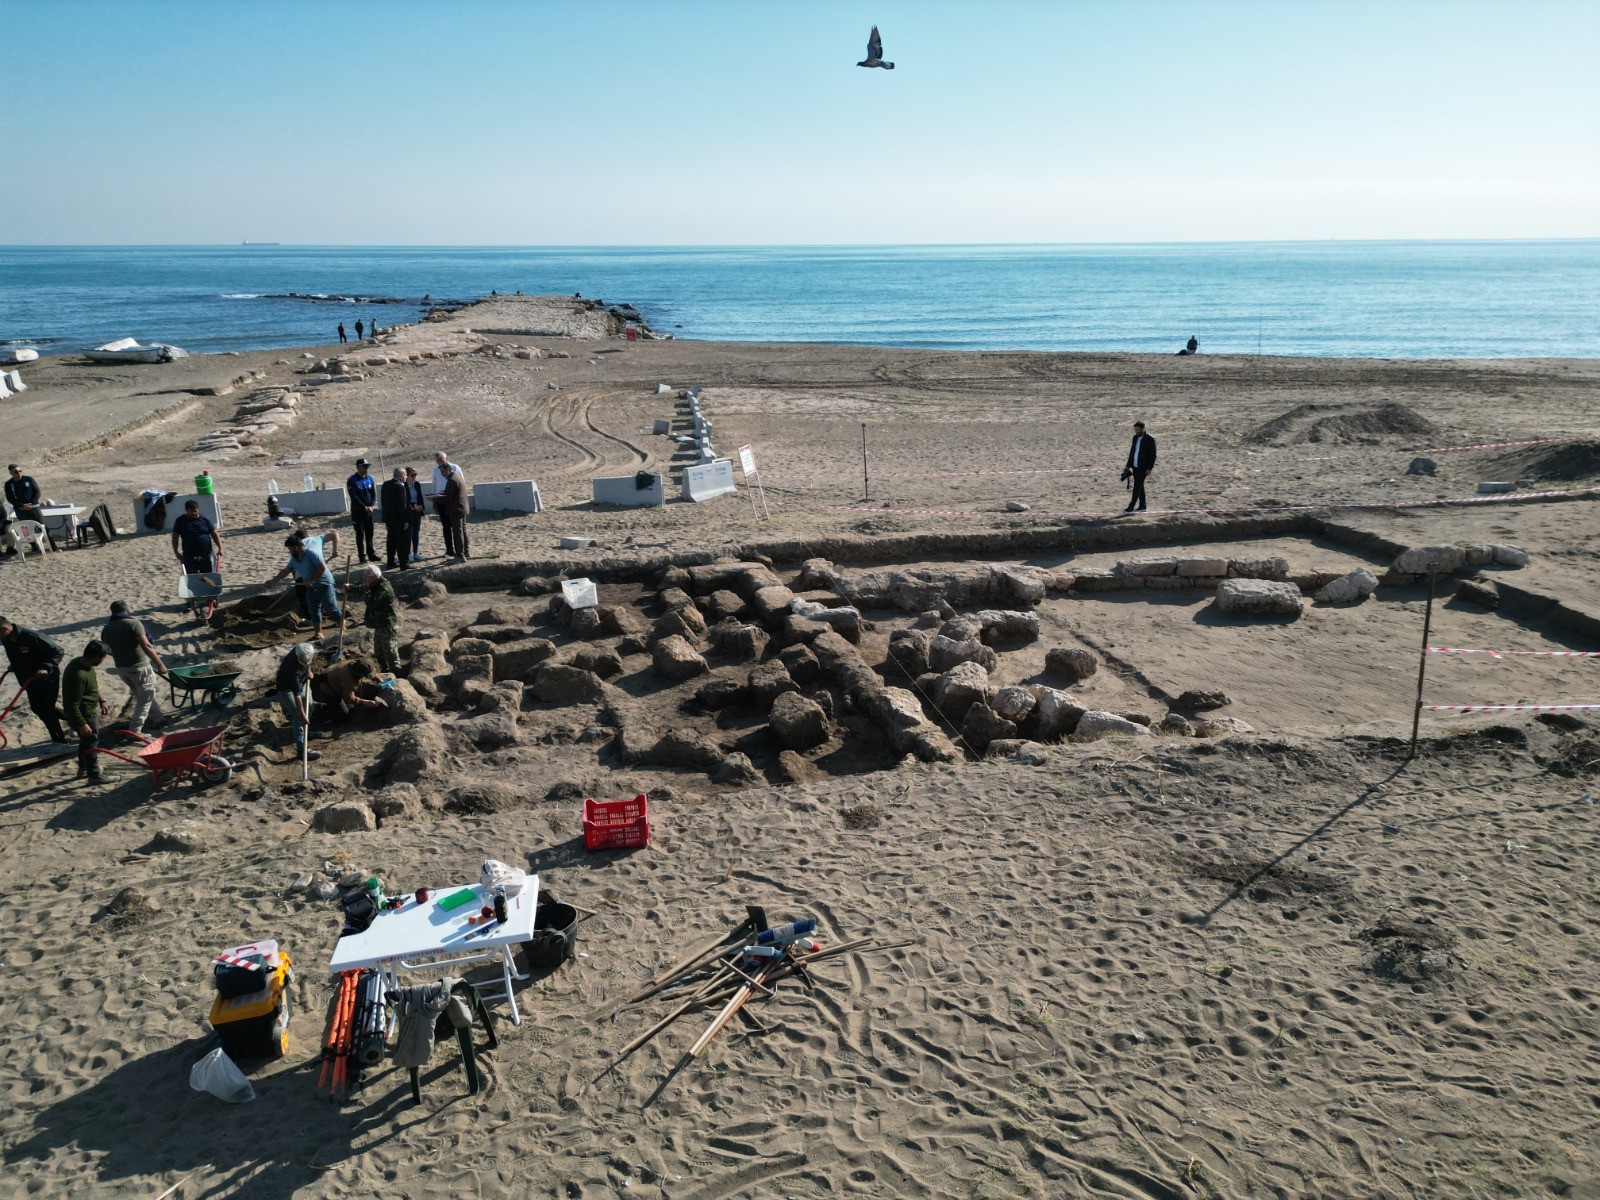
[115,730,156,746]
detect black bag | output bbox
[214,954,269,998]
[144,495,168,530]
[634,470,657,491]
[340,888,378,935]
[86,503,115,546]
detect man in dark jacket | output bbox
[1121,421,1157,514]
[379,468,410,570]
[5,464,42,523]
[62,640,110,782]
[0,617,68,742]
[440,466,470,560]
[346,458,378,563]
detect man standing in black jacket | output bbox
[379,468,410,570]
[0,617,69,743]
[1121,421,1157,513]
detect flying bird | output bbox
[857,25,894,69]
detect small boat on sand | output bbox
[0,348,39,365]
[84,338,190,363]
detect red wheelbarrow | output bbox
[0,670,28,750]
[99,724,234,792]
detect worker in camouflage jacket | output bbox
[359,564,401,674]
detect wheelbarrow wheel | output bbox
[198,754,233,786]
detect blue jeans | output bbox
[305,575,340,624]
[277,691,306,752]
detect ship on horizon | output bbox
[240,241,281,246]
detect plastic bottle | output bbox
[267,478,279,495]
[304,473,315,492]
[493,887,509,925]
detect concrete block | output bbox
[133,491,223,534]
[472,479,542,513]
[682,458,737,503]
[1176,557,1229,576]
[271,487,347,518]
[593,473,664,508]
[1476,481,1516,494]
[652,419,670,435]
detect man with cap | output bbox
[100,601,169,735]
[62,640,110,783]
[264,534,341,640]
[275,642,321,762]
[170,499,223,619]
[346,458,378,563]
[0,617,68,743]
[358,564,402,673]
[379,468,410,571]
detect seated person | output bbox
[309,657,386,723]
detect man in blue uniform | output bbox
[346,458,378,563]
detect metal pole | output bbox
[861,424,869,500]
[1409,571,1437,757]
[301,678,311,781]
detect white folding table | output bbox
[327,876,540,1025]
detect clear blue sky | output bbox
[5,0,1597,244]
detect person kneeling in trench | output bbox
[310,657,386,725]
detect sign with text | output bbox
[738,444,758,478]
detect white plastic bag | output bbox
[189,1047,256,1104]
[480,858,527,896]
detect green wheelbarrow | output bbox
[167,662,243,710]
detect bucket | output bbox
[194,471,214,495]
[521,898,578,971]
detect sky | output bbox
[3,0,1597,245]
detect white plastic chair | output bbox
[13,520,49,561]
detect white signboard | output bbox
[738,444,757,478]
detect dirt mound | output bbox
[1245,402,1438,446]
[1361,915,1463,982]
[1482,438,1600,484]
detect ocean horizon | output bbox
[4,239,1597,360]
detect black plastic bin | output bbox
[521,897,578,971]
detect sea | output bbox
[2,241,1597,360]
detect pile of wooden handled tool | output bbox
[602,905,879,1078]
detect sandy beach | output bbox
[1,296,1597,1199]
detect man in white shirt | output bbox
[431,451,464,498]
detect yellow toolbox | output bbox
[208,943,294,1060]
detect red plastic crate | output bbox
[583,794,650,851]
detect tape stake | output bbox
[1423,703,1600,712]
[1426,646,1600,659]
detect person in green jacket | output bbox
[359,564,401,674]
[62,640,110,783]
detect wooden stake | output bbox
[1409,571,1437,758]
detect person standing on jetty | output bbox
[346,458,378,563]
[354,320,364,340]
[337,323,347,343]
[62,641,109,784]
[1121,421,1157,513]
[0,618,68,743]
[101,601,168,735]
[380,468,410,570]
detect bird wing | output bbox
[867,26,883,60]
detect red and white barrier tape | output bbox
[1427,647,1600,659]
[1424,703,1600,713]
[213,951,263,971]
[1416,437,1570,455]
[828,486,1597,521]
